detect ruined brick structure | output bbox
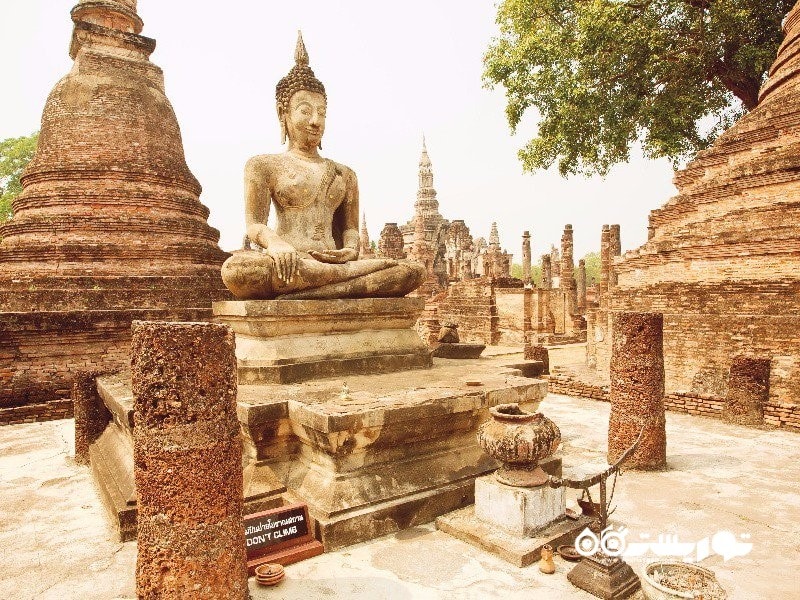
[0,0,228,423]
[377,223,405,259]
[378,139,512,295]
[588,4,800,421]
[359,213,375,258]
[436,278,500,345]
[530,225,587,345]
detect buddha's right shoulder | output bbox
[244,154,282,173]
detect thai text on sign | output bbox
[243,504,310,557]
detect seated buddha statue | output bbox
[221,33,425,300]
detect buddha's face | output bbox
[283,90,326,150]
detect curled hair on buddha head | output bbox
[276,31,327,145]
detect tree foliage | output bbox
[511,262,543,285]
[0,132,38,222]
[484,0,792,176]
[580,251,600,285]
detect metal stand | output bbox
[546,427,645,600]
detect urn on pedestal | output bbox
[477,403,561,487]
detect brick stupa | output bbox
[0,0,229,421]
[602,3,800,413]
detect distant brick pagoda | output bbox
[0,0,229,422]
[376,138,513,295]
[590,2,800,420]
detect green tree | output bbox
[579,251,600,285]
[511,262,543,285]
[484,0,792,176]
[0,132,39,222]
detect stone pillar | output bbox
[550,246,561,279]
[539,255,554,336]
[560,225,575,285]
[576,259,587,311]
[598,225,611,311]
[560,225,577,326]
[585,309,597,369]
[541,255,552,289]
[722,357,770,427]
[535,288,545,333]
[523,287,533,340]
[72,372,109,465]
[521,231,532,285]
[609,224,621,287]
[608,312,666,470]
[132,321,247,600]
[609,225,621,257]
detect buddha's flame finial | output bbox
[295,31,310,67]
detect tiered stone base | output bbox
[91,374,284,541]
[90,355,548,549]
[213,298,432,384]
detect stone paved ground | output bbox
[2,392,798,599]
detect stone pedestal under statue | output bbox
[90,353,549,549]
[213,297,431,384]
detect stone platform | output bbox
[436,505,592,568]
[90,354,548,549]
[213,298,432,384]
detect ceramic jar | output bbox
[477,403,561,487]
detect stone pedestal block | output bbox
[72,371,109,465]
[132,321,247,600]
[213,297,431,383]
[474,475,564,537]
[723,356,770,426]
[608,312,667,470]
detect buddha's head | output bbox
[276,32,327,151]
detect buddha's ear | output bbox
[277,103,287,145]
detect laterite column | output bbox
[723,357,770,427]
[608,312,667,470]
[132,321,247,599]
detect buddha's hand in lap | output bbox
[268,240,299,283]
[309,248,358,264]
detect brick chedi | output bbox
[595,3,800,412]
[0,1,229,422]
[378,223,405,260]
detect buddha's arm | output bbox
[244,157,298,282]
[309,167,360,264]
[244,157,273,248]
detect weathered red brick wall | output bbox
[437,278,500,345]
[546,374,800,432]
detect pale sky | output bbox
[0,0,677,260]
